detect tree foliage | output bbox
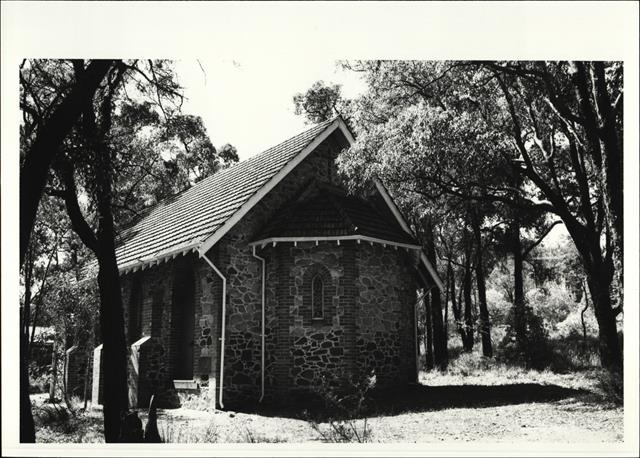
[19,58,237,442]
[295,60,623,371]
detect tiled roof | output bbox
[114,118,337,270]
[252,185,418,247]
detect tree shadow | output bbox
[228,382,586,420]
[365,383,585,417]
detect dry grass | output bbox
[32,348,624,444]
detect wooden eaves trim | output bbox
[249,235,422,250]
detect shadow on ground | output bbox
[227,383,586,420]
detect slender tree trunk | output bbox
[462,248,474,352]
[511,219,526,346]
[581,281,590,354]
[49,341,58,402]
[430,288,448,370]
[424,219,448,369]
[443,265,450,341]
[29,302,42,360]
[424,293,434,371]
[471,210,492,357]
[449,264,467,346]
[62,345,71,409]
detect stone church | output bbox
[86,116,443,409]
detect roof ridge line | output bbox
[115,118,337,243]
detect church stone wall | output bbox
[356,243,418,388]
[93,129,418,409]
[208,133,349,405]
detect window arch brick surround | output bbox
[301,263,336,326]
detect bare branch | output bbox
[521,220,563,259]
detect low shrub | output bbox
[29,361,51,394]
[527,282,576,329]
[595,369,624,405]
[498,305,552,370]
[305,370,375,443]
[160,420,219,443]
[553,302,599,340]
[34,403,72,427]
[447,351,495,376]
[236,425,287,443]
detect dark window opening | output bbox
[311,275,324,320]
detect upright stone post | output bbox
[128,336,151,408]
[91,344,104,407]
[64,345,91,400]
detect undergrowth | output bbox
[304,370,376,443]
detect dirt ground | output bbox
[33,369,623,443]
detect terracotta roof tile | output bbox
[114,118,336,270]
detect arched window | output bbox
[311,275,324,320]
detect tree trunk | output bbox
[585,62,623,313]
[94,136,130,442]
[424,293,434,371]
[462,248,474,352]
[424,219,448,369]
[471,210,492,357]
[586,265,623,372]
[49,341,58,402]
[511,219,526,346]
[18,59,113,444]
[22,250,33,339]
[95,205,130,441]
[581,281,590,354]
[20,330,36,442]
[430,288,449,370]
[449,264,467,346]
[443,265,450,341]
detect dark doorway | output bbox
[171,258,196,380]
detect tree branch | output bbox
[521,220,563,258]
[20,59,113,266]
[56,160,99,254]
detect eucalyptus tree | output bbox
[293,80,354,124]
[485,61,623,371]
[19,58,114,442]
[331,60,623,371]
[20,58,234,441]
